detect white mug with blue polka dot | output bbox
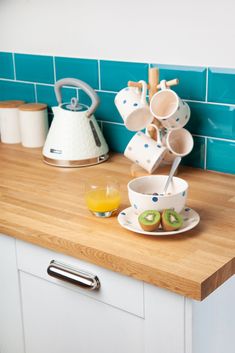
[145,125,194,164]
[114,80,152,131]
[150,80,190,129]
[162,128,194,158]
[124,126,167,174]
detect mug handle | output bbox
[159,79,167,91]
[148,124,162,145]
[138,80,148,105]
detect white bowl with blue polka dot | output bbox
[128,175,188,214]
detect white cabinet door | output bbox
[0,234,24,353]
[20,271,144,353]
[16,239,185,353]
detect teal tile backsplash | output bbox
[96,92,123,124]
[0,80,35,102]
[156,64,207,101]
[36,85,77,109]
[207,139,235,174]
[186,102,235,139]
[208,68,235,105]
[15,53,54,84]
[0,51,235,175]
[55,57,99,89]
[182,136,205,169]
[100,60,148,92]
[0,52,14,79]
[102,123,135,153]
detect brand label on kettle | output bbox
[50,148,62,154]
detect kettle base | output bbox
[43,154,109,168]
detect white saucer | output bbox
[117,207,200,236]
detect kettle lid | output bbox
[61,97,88,112]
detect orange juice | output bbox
[85,188,121,213]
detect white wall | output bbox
[0,0,234,68]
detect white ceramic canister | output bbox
[19,103,49,148]
[0,100,24,143]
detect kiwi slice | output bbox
[138,210,161,231]
[161,209,183,231]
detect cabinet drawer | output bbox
[16,240,144,318]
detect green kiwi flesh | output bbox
[162,209,183,231]
[138,210,161,231]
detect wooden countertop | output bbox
[0,144,234,300]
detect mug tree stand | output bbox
[128,67,180,177]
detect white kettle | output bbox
[43,78,109,167]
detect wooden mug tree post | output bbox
[128,68,179,141]
[148,67,161,140]
[127,67,180,177]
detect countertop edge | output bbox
[201,258,235,300]
[1,227,204,301]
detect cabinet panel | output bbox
[16,240,144,317]
[0,234,24,353]
[192,275,235,353]
[20,272,144,353]
[144,283,185,353]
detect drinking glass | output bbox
[85,177,121,217]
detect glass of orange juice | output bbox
[85,177,121,217]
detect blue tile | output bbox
[186,102,235,139]
[55,57,99,89]
[15,54,54,84]
[182,136,205,169]
[73,90,123,124]
[207,138,235,174]
[96,92,123,123]
[36,85,77,108]
[0,80,35,102]
[208,68,235,104]
[100,60,148,92]
[102,123,135,153]
[153,64,207,101]
[0,52,14,79]
[77,89,92,107]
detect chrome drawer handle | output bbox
[47,260,100,290]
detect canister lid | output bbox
[0,100,25,108]
[19,103,47,111]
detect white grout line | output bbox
[205,67,209,102]
[52,56,56,83]
[95,89,118,94]
[12,53,16,80]
[185,99,235,107]
[98,120,124,126]
[1,76,234,108]
[0,77,120,95]
[192,133,235,143]
[34,84,38,102]
[96,126,235,144]
[0,78,54,87]
[33,82,54,87]
[98,60,101,90]
[204,137,208,169]
[2,75,234,109]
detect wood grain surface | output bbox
[0,144,234,300]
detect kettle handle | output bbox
[54,78,100,117]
